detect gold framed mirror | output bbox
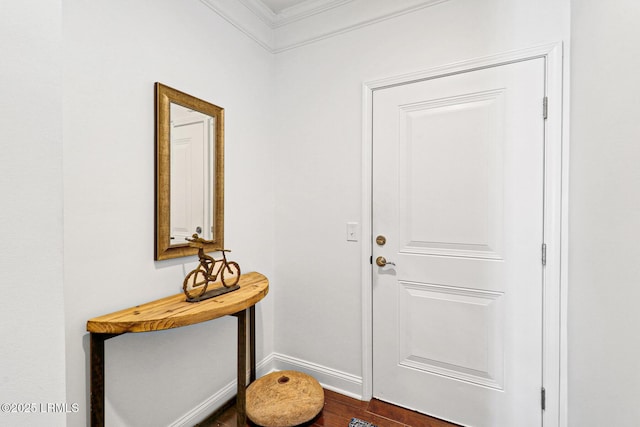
[155,83,224,260]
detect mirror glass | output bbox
[155,83,224,260]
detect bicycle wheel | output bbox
[221,262,241,288]
[183,268,208,299]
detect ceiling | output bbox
[259,0,309,13]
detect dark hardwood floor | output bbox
[197,389,460,427]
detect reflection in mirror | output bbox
[170,103,215,243]
[155,83,224,260]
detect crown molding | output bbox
[200,0,274,51]
[274,0,354,28]
[200,0,449,54]
[272,0,449,53]
[237,0,278,28]
[236,0,353,28]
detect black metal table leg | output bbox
[90,333,119,427]
[250,305,256,383]
[237,310,248,427]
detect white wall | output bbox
[0,1,67,426]
[569,1,640,425]
[63,1,275,425]
[273,0,569,396]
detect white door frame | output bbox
[360,42,567,427]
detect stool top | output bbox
[246,370,324,427]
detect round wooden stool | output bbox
[246,370,324,427]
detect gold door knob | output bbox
[376,256,395,267]
[376,235,387,246]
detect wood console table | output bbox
[86,272,269,427]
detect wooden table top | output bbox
[87,272,268,334]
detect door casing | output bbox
[360,42,567,427]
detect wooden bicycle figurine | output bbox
[182,234,241,302]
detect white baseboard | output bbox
[168,379,236,427]
[270,353,363,400]
[168,355,274,427]
[169,352,363,426]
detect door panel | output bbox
[398,281,505,390]
[398,89,505,260]
[372,58,546,427]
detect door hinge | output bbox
[543,96,548,120]
[542,243,547,266]
[541,387,546,410]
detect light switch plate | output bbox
[347,222,360,242]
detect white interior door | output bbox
[170,118,207,243]
[372,58,546,427]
